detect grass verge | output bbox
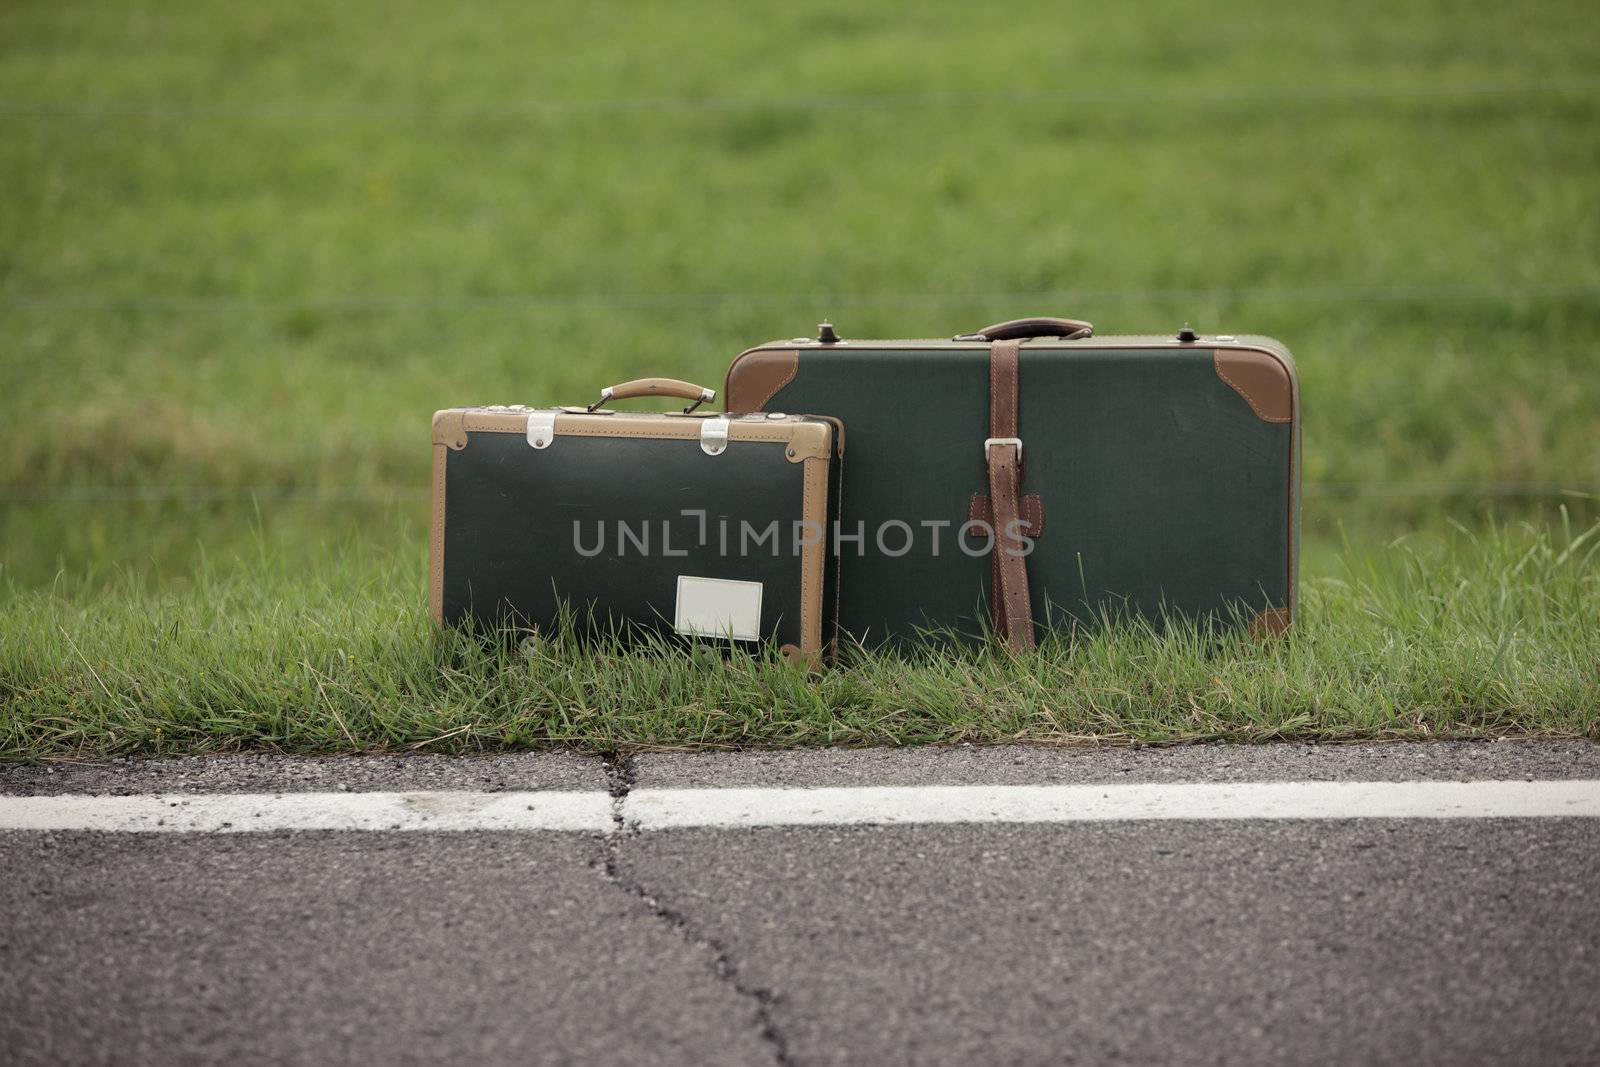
[2,517,1595,761]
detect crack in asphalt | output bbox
[599,754,794,1067]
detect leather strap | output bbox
[987,339,1036,651]
[968,493,1045,538]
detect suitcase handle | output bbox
[953,316,1095,342]
[589,377,717,414]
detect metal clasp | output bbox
[984,436,1023,463]
[700,416,729,456]
[526,411,557,449]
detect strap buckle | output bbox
[984,436,1023,464]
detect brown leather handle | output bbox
[591,377,716,413]
[955,316,1094,342]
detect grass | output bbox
[1,0,1598,755]
[2,1,1598,499]
[1,517,1595,760]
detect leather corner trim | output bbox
[967,493,1045,538]
[432,409,469,450]
[1214,349,1293,423]
[725,348,798,412]
[1248,606,1291,639]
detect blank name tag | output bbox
[674,576,763,642]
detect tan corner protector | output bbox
[725,348,798,412]
[780,644,822,672]
[1214,349,1293,423]
[431,409,469,450]
[1248,606,1291,639]
[777,421,832,463]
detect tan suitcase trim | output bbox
[796,454,830,661]
[431,409,831,463]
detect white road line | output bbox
[623,780,1600,830]
[1,780,1597,834]
[0,791,613,833]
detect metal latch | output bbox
[526,411,557,449]
[700,416,729,456]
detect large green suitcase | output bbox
[724,317,1299,648]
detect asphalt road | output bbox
[3,741,1598,1066]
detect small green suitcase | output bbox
[430,377,843,665]
[724,317,1299,649]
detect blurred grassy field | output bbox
[1,0,1598,753]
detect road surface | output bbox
[2,741,1597,1065]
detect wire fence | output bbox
[2,484,1595,505]
[4,283,1597,314]
[3,79,1597,120]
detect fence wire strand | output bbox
[2,80,1597,121]
[3,283,1597,315]
[2,484,1595,505]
